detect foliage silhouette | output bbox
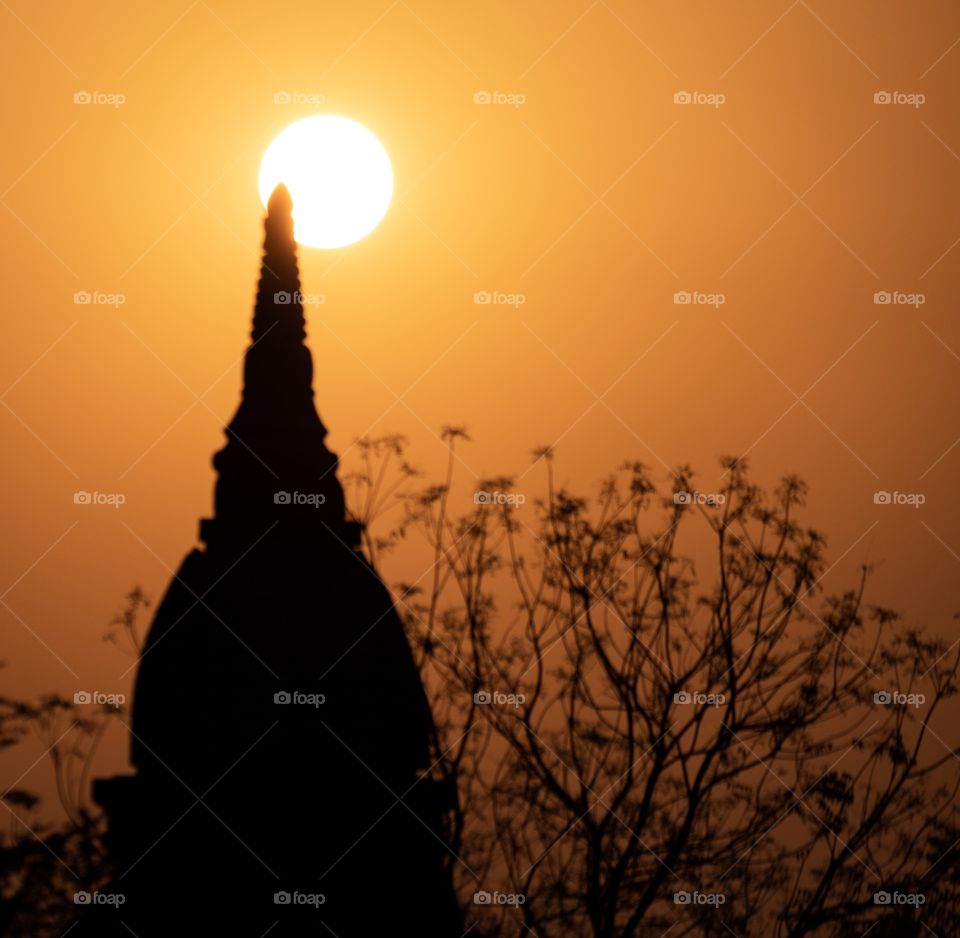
[1,441,958,936]
[0,594,136,937]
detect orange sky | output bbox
[2,0,959,809]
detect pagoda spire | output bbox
[245,183,310,396]
[200,184,352,550]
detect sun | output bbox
[258,116,393,249]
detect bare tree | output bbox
[347,432,960,938]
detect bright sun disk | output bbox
[258,116,393,249]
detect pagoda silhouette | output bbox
[86,187,462,936]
